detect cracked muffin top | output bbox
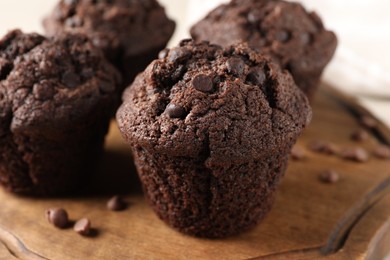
[190,0,337,97]
[0,30,120,136]
[43,0,175,64]
[117,40,311,164]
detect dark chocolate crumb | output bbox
[46,208,69,229]
[107,195,127,211]
[319,170,339,183]
[192,74,214,93]
[61,70,81,88]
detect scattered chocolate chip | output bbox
[61,71,80,88]
[165,104,186,119]
[290,146,306,160]
[46,208,69,229]
[275,30,290,42]
[226,57,245,76]
[74,218,91,236]
[167,47,191,63]
[158,48,169,59]
[319,170,339,183]
[247,10,261,24]
[350,129,369,142]
[107,195,127,211]
[192,74,214,93]
[373,145,390,159]
[340,147,369,162]
[246,67,266,86]
[360,116,377,129]
[308,141,339,155]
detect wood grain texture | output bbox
[0,85,389,260]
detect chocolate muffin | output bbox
[117,40,311,238]
[190,0,337,99]
[0,30,120,195]
[43,0,175,88]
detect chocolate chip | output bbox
[192,74,214,93]
[373,145,390,159]
[350,129,369,142]
[247,10,261,24]
[107,195,127,211]
[33,82,55,100]
[360,116,377,129]
[158,48,169,59]
[62,71,80,88]
[319,170,339,183]
[290,146,306,160]
[167,47,191,63]
[46,208,69,229]
[340,147,369,162]
[246,67,266,86]
[226,57,245,76]
[165,104,186,119]
[308,141,339,155]
[275,30,290,42]
[74,218,91,236]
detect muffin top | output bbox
[117,40,311,164]
[43,0,175,64]
[0,30,120,136]
[190,0,337,93]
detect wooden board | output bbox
[1,84,390,260]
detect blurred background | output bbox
[1,0,389,126]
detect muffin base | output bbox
[0,119,109,196]
[132,146,289,238]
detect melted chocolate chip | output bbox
[192,74,214,93]
[166,104,186,119]
[0,58,12,80]
[246,67,266,86]
[226,57,245,76]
